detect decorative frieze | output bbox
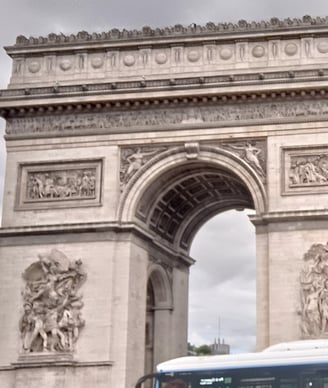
[20,249,86,353]
[300,243,328,338]
[282,146,328,195]
[6,98,328,137]
[16,160,102,210]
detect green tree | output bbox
[195,344,212,355]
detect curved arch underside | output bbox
[135,162,254,251]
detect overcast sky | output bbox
[0,0,327,355]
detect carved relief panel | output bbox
[120,146,168,189]
[282,146,328,195]
[16,159,102,210]
[300,243,328,338]
[7,99,328,138]
[220,140,266,182]
[20,249,86,354]
[120,140,266,193]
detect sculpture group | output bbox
[27,170,96,201]
[300,243,328,337]
[19,249,86,353]
[290,155,328,186]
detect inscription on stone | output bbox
[16,160,102,209]
[20,249,86,353]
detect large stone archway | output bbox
[2,16,328,388]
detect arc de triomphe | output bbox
[1,16,328,388]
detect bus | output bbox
[135,340,328,388]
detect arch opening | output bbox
[145,265,173,377]
[126,148,265,369]
[189,209,256,354]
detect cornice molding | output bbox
[1,67,328,106]
[0,221,194,266]
[3,86,328,139]
[7,16,328,52]
[1,72,328,119]
[251,209,328,225]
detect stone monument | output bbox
[1,15,328,388]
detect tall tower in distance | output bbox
[211,338,230,355]
[210,317,230,355]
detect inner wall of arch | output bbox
[135,162,254,251]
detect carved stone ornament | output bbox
[120,141,266,192]
[16,160,102,210]
[120,146,168,188]
[7,99,328,137]
[282,146,328,195]
[300,243,328,338]
[221,140,266,181]
[19,249,86,353]
[14,16,328,46]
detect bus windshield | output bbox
[156,364,328,388]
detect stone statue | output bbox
[300,243,328,337]
[19,249,86,353]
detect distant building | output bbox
[210,338,230,355]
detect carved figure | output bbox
[7,99,328,136]
[19,303,35,351]
[124,148,158,183]
[26,168,97,201]
[290,155,328,186]
[19,249,86,353]
[229,142,265,177]
[300,243,328,337]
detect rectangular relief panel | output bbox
[16,159,103,210]
[282,146,328,195]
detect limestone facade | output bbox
[1,16,328,388]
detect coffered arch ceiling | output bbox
[135,162,254,252]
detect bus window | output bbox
[238,376,275,388]
[279,377,298,388]
[303,376,328,388]
[162,379,187,388]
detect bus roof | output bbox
[156,340,328,373]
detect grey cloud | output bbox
[190,210,256,286]
[189,210,256,349]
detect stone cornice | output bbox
[0,221,195,266]
[1,71,328,117]
[5,18,328,90]
[251,209,328,225]
[3,83,328,139]
[7,16,328,53]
